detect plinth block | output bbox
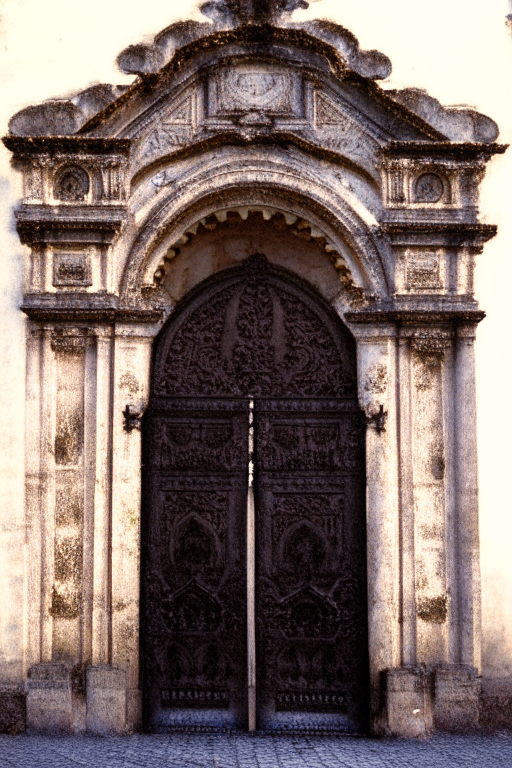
[86,665,127,734]
[434,665,480,732]
[27,663,73,733]
[387,668,432,738]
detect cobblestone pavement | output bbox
[1,732,512,768]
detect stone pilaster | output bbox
[110,327,152,732]
[410,330,452,665]
[352,324,401,733]
[454,325,482,670]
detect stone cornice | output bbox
[381,222,497,247]
[15,206,126,245]
[78,26,446,143]
[380,141,508,161]
[2,136,131,157]
[382,222,497,235]
[345,309,486,324]
[21,294,163,323]
[15,205,127,223]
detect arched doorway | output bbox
[142,254,369,733]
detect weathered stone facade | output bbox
[0,0,508,737]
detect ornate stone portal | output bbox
[2,0,507,736]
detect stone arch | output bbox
[154,207,364,303]
[118,157,390,306]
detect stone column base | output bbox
[86,665,127,734]
[387,668,433,738]
[434,665,480,732]
[27,663,73,733]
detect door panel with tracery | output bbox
[142,254,369,733]
[255,398,368,732]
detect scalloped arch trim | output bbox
[149,205,367,305]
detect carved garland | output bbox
[410,330,452,358]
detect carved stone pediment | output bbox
[2,10,505,317]
[135,91,197,161]
[128,63,384,179]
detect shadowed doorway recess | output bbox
[142,254,369,733]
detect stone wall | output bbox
[0,0,511,736]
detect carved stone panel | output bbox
[313,91,380,175]
[255,400,369,733]
[137,93,197,160]
[142,399,249,730]
[208,65,302,119]
[395,249,446,295]
[52,252,92,288]
[154,254,358,399]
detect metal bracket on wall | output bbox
[365,404,388,434]
[123,404,143,432]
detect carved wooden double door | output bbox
[142,256,369,732]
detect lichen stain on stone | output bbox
[364,363,388,395]
[54,410,83,465]
[49,585,81,619]
[126,508,138,527]
[54,536,82,583]
[415,564,428,591]
[119,371,140,395]
[417,595,448,623]
[420,524,443,540]
[414,357,441,392]
[430,450,446,480]
[122,624,135,641]
[55,482,82,526]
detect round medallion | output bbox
[54,165,90,202]
[415,173,444,203]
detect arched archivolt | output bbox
[118,154,391,308]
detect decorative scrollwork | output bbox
[155,255,357,398]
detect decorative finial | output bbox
[200,0,309,27]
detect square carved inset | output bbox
[406,252,443,292]
[53,252,92,287]
[212,65,295,116]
